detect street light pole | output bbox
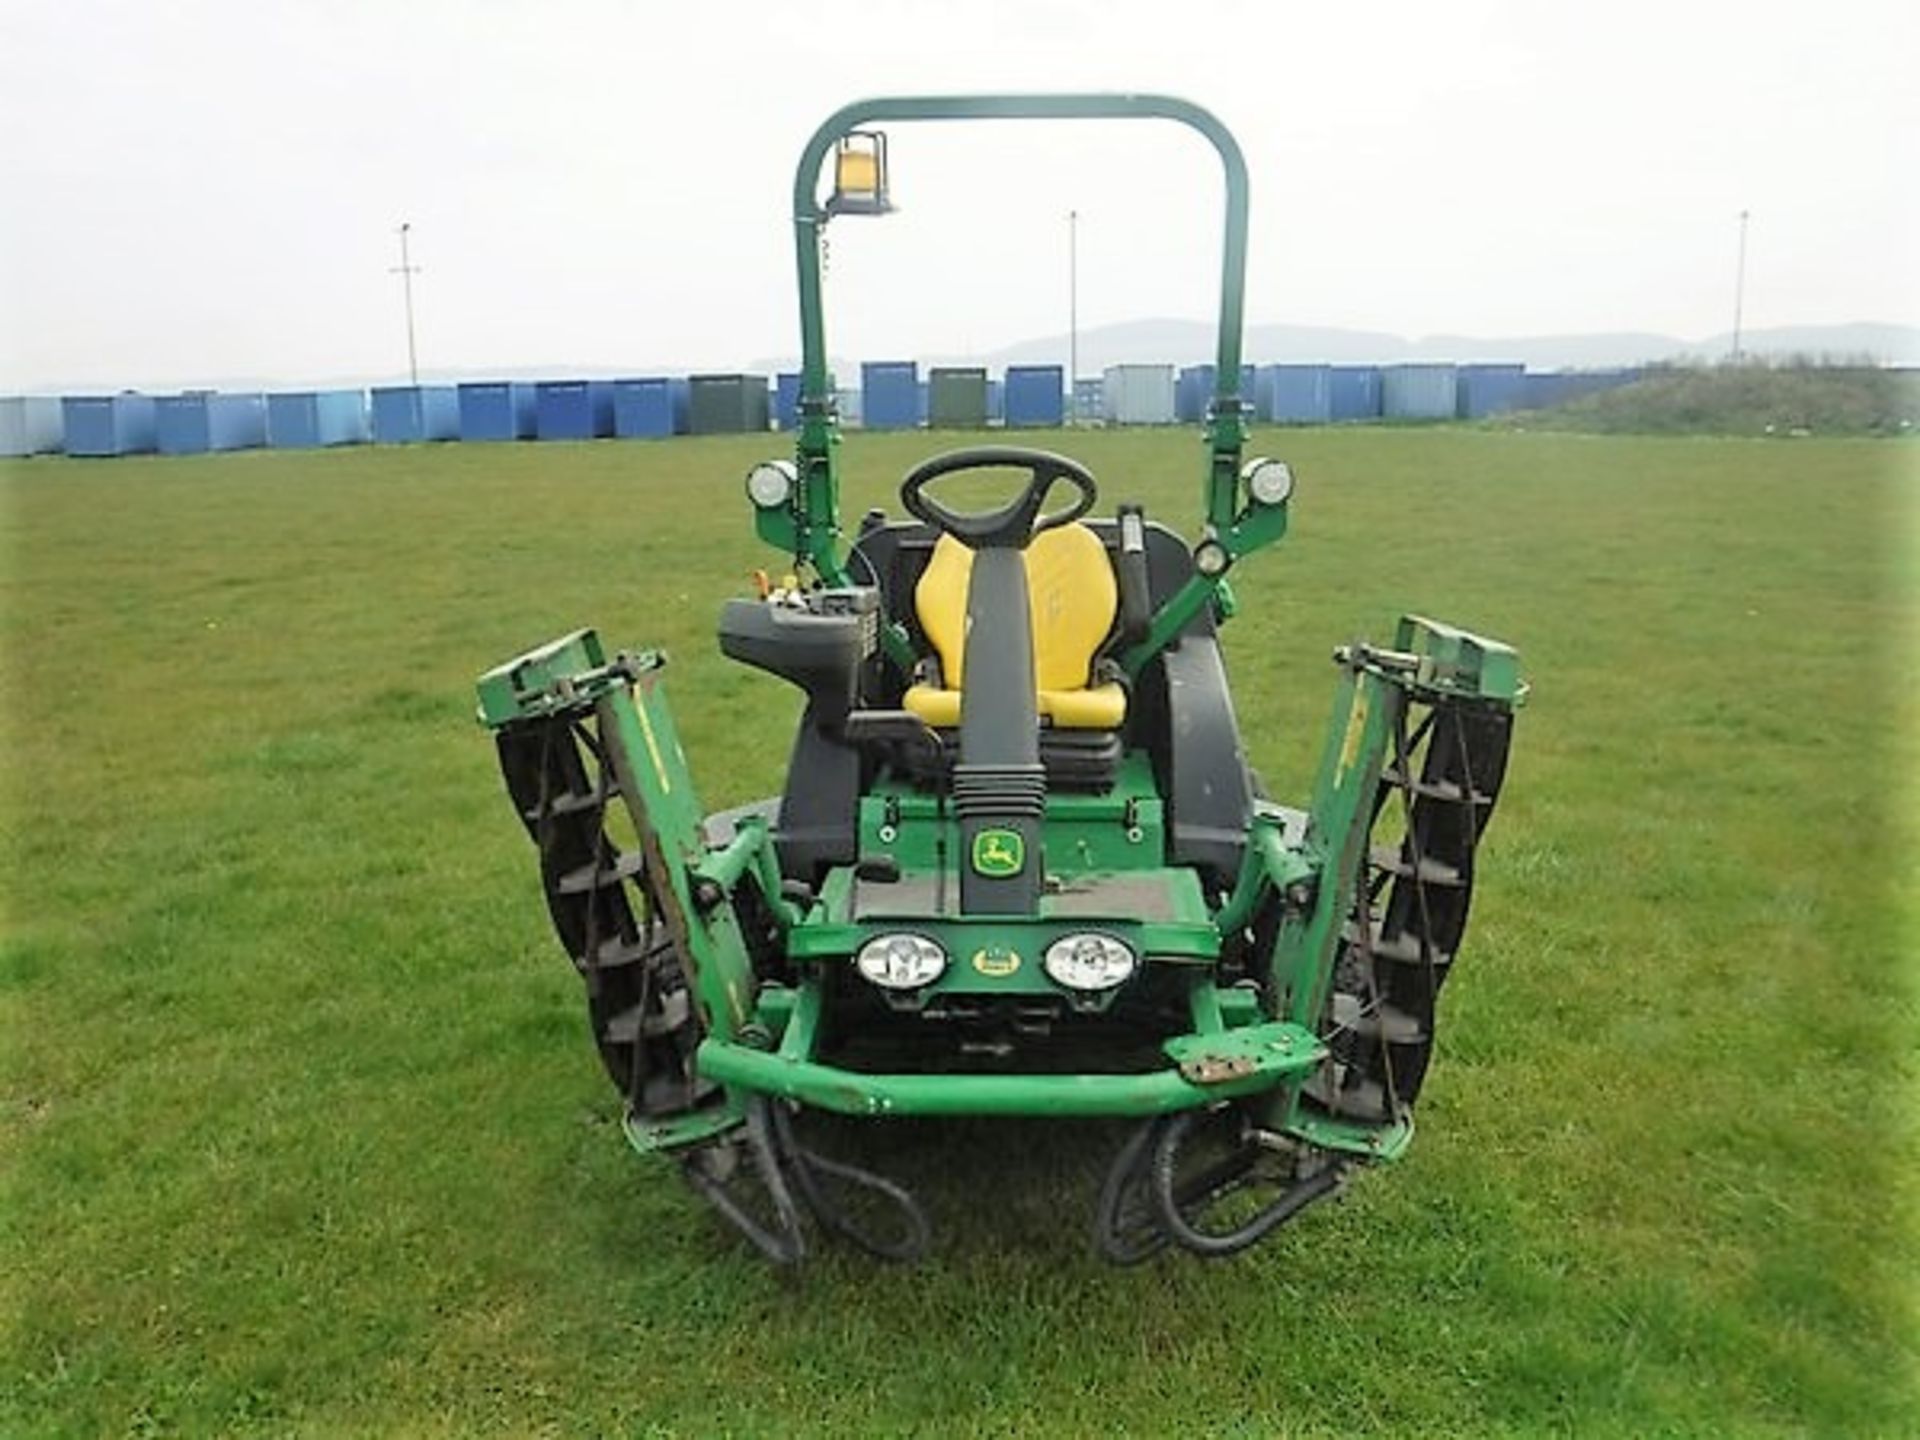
[1068,208,1079,422]
[1731,209,1749,362]
[392,222,422,386]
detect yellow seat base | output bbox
[902,679,1126,731]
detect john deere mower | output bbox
[476,95,1523,1263]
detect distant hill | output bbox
[24,322,1914,397]
[935,319,1920,375]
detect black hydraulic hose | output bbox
[680,1098,808,1265]
[769,1103,932,1263]
[1091,1118,1172,1265]
[1149,1110,1344,1259]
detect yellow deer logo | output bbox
[972,828,1024,877]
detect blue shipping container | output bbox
[1002,366,1064,427]
[458,382,537,441]
[1259,364,1333,424]
[1329,366,1381,422]
[371,386,459,443]
[1175,366,1251,422]
[536,380,615,440]
[987,379,1003,424]
[267,391,369,448]
[613,378,680,439]
[1516,368,1641,411]
[774,372,801,430]
[1456,363,1527,418]
[1382,364,1459,420]
[1073,377,1103,423]
[157,392,267,454]
[0,397,64,456]
[862,361,919,431]
[1176,365,1216,423]
[62,394,158,456]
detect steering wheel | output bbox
[899,447,1098,550]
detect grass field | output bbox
[3,428,1916,1435]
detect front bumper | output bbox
[695,1014,1325,1119]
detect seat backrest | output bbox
[914,524,1118,691]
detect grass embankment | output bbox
[2,430,1915,1434]
[1516,360,1920,436]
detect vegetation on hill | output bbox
[1511,359,1920,437]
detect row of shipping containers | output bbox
[4,364,1647,458]
[1172,362,1639,423]
[1,376,769,456]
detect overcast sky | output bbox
[2,0,1914,390]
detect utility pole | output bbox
[391,222,422,386]
[1731,209,1749,362]
[1067,208,1079,423]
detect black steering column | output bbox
[900,447,1098,916]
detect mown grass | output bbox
[2,428,1915,1436]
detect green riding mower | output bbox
[476,95,1524,1264]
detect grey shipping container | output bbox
[928,367,988,428]
[1101,365,1176,425]
[1381,363,1459,420]
[688,374,769,434]
[0,397,63,456]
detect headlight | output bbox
[855,933,948,990]
[1242,456,1294,507]
[1193,539,1230,577]
[1042,932,1137,991]
[745,459,797,508]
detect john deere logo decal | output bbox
[971,946,1021,978]
[972,828,1024,877]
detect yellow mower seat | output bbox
[902,526,1127,730]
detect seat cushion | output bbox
[902,679,1126,730]
[903,526,1125,731]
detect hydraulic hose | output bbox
[769,1103,932,1263]
[1091,1118,1172,1265]
[1148,1110,1344,1258]
[679,1098,808,1265]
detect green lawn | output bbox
[3,428,1915,1436]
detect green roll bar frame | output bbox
[758,94,1261,673]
